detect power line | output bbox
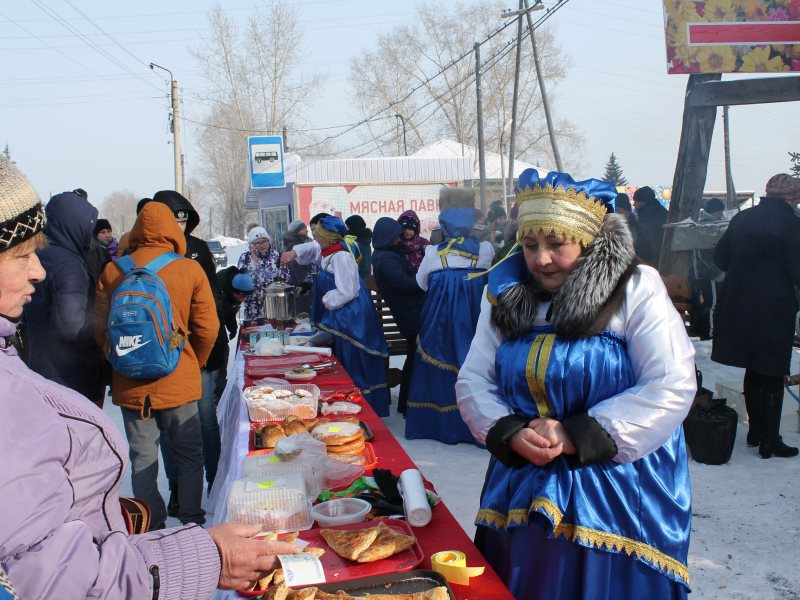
[26,0,164,94]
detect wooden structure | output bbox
[660,74,800,278]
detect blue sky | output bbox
[1,0,798,211]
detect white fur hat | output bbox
[247,226,270,244]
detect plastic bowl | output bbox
[311,497,371,527]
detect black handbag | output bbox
[683,397,738,465]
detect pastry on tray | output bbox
[272,585,449,599]
[319,522,416,564]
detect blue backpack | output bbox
[107,253,184,379]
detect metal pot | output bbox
[263,279,297,323]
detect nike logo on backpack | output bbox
[115,336,151,356]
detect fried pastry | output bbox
[354,522,416,563]
[319,525,382,561]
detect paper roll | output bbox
[283,345,332,356]
[430,550,485,585]
[398,468,432,527]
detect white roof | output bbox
[285,153,471,185]
[411,139,549,181]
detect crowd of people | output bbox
[2,144,800,600]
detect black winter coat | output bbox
[25,192,106,399]
[206,266,243,371]
[711,196,800,376]
[371,218,426,339]
[635,201,668,265]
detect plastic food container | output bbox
[240,455,320,500]
[243,383,320,422]
[227,479,313,533]
[310,497,372,527]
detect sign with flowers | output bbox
[664,0,800,73]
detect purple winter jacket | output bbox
[0,316,221,599]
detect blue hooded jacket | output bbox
[371,217,426,339]
[25,191,106,400]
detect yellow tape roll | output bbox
[431,550,485,585]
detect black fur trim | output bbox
[562,413,618,466]
[486,414,530,467]
[490,213,637,339]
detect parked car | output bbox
[206,239,227,268]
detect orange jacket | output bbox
[95,203,219,412]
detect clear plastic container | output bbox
[243,383,320,422]
[310,498,372,528]
[226,479,312,533]
[240,455,319,499]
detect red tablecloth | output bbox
[243,354,513,600]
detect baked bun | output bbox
[326,436,365,454]
[283,418,308,436]
[259,423,286,448]
[311,421,362,445]
[327,452,367,465]
[287,403,316,419]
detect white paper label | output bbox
[277,552,325,587]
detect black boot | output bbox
[743,373,761,447]
[758,392,798,459]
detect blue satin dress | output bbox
[310,269,390,416]
[405,266,487,443]
[475,326,691,599]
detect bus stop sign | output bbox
[249,136,285,189]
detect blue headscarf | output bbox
[437,207,480,257]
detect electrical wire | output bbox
[27,0,164,94]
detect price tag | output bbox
[328,426,341,433]
[245,478,286,492]
[267,456,282,464]
[277,552,325,587]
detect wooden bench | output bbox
[364,275,406,388]
[662,275,693,334]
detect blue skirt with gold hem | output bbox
[310,270,390,416]
[475,327,691,599]
[405,268,486,443]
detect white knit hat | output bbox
[0,155,45,251]
[247,226,270,244]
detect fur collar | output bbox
[490,213,637,339]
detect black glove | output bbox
[372,468,403,505]
[357,491,404,517]
[299,281,313,296]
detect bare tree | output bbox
[190,1,324,236]
[99,190,139,236]
[347,0,582,171]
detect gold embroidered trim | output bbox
[416,337,460,373]
[526,334,554,418]
[361,382,388,395]
[312,322,389,358]
[475,498,690,585]
[516,184,606,247]
[406,400,462,413]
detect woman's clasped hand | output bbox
[510,418,576,466]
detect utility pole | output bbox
[503,2,526,204]
[722,105,736,210]
[522,0,562,171]
[150,62,183,194]
[282,126,289,152]
[475,42,487,213]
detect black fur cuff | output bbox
[486,414,530,467]
[562,414,617,466]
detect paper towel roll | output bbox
[398,468,432,527]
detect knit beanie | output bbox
[704,197,725,214]
[0,156,45,252]
[633,186,657,205]
[287,220,306,234]
[765,173,800,203]
[345,215,367,235]
[94,218,112,235]
[247,226,270,244]
[231,272,254,295]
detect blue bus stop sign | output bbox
[248,136,285,189]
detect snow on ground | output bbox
[110,339,800,599]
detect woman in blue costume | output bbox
[281,216,390,416]
[456,169,696,599]
[405,206,494,443]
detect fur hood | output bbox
[491,213,637,339]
